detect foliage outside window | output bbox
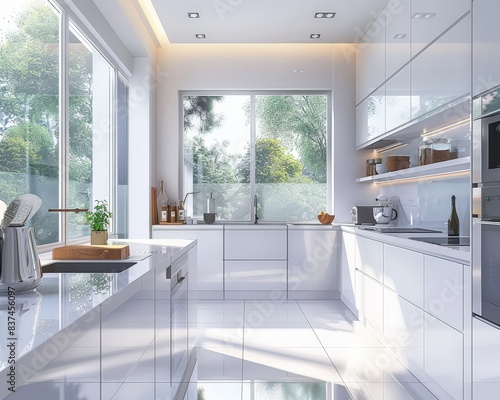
[0,0,124,246]
[182,93,329,222]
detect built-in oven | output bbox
[472,93,500,185]
[472,88,500,327]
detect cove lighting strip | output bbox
[375,170,470,185]
[421,119,470,138]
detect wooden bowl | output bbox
[386,156,410,172]
[317,212,335,224]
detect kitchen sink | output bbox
[43,261,137,273]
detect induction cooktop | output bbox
[408,237,470,246]
[358,226,442,233]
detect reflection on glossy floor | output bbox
[7,300,438,400]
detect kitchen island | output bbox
[0,239,197,400]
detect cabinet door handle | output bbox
[178,276,186,284]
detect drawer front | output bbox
[356,236,384,282]
[356,270,383,332]
[384,245,424,308]
[225,229,287,260]
[225,260,287,291]
[424,255,464,331]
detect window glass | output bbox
[0,0,61,245]
[68,23,113,240]
[182,93,329,222]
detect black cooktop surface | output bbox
[359,226,442,233]
[408,237,470,246]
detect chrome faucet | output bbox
[254,194,258,224]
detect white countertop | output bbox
[0,239,196,391]
[342,225,470,264]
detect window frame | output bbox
[179,90,333,223]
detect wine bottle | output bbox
[156,181,168,224]
[447,195,459,236]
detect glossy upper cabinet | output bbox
[411,14,471,120]
[356,12,385,104]
[356,85,386,148]
[385,0,411,78]
[386,64,411,132]
[411,0,470,57]
[473,0,500,96]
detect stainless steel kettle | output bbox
[0,226,42,294]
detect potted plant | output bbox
[86,199,112,245]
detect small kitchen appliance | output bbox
[351,206,376,225]
[372,196,398,224]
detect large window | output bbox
[182,92,330,222]
[0,0,127,247]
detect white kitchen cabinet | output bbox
[224,226,287,260]
[472,0,500,96]
[473,317,500,398]
[386,65,411,133]
[384,244,424,309]
[224,226,288,298]
[356,84,386,148]
[356,236,383,282]
[340,231,357,312]
[153,227,224,299]
[384,288,424,371]
[424,313,464,400]
[356,14,386,104]
[225,260,287,292]
[356,270,384,332]
[385,0,410,78]
[411,14,471,120]
[287,228,339,299]
[424,255,464,331]
[411,0,470,58]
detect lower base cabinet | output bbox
[424,313,464,400]
[473,317,500,398]
[355,270,383,332]
[383,288,424,371]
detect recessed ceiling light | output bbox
[315,12,336,19]
[188,12,199,18]
[412,12,436,19]
[195,34,205,39]
[310,34,321,39]
[394,34,407,39]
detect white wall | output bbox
[156,43,373,222]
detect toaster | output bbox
[351,206,376,225]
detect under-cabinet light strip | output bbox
[375,170,469,185]
[421,119,470,138]
[375,142,408,153]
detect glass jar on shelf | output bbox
[418,139,432,166]
[430,138,451,164]
[366,158,382,176]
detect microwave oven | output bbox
[473,111,500,184]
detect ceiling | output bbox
[151,0,389,44]
[93,0,390,52]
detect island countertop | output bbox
[0,239,196,398]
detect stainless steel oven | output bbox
[473,96,500,184]
[472,92,500,326]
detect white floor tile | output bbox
[195,323,244,348]
[312,320,384,348]
[125,343,155,383]
[196,309,244,323]
[244,299,300,310]
[243,308,307,324]
[196,348,243,380]
[243,323,323,348]
[102,346,149,382]
[297,300,349,310]
[5,382,101,400]
[242,347,342,382]
[191,300,244,310]
[302,308,357,324]
[27,346,100,383]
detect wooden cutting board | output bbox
[52,245,130,260]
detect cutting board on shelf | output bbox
[52,245,130,260]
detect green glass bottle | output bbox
[447,195,459,236]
